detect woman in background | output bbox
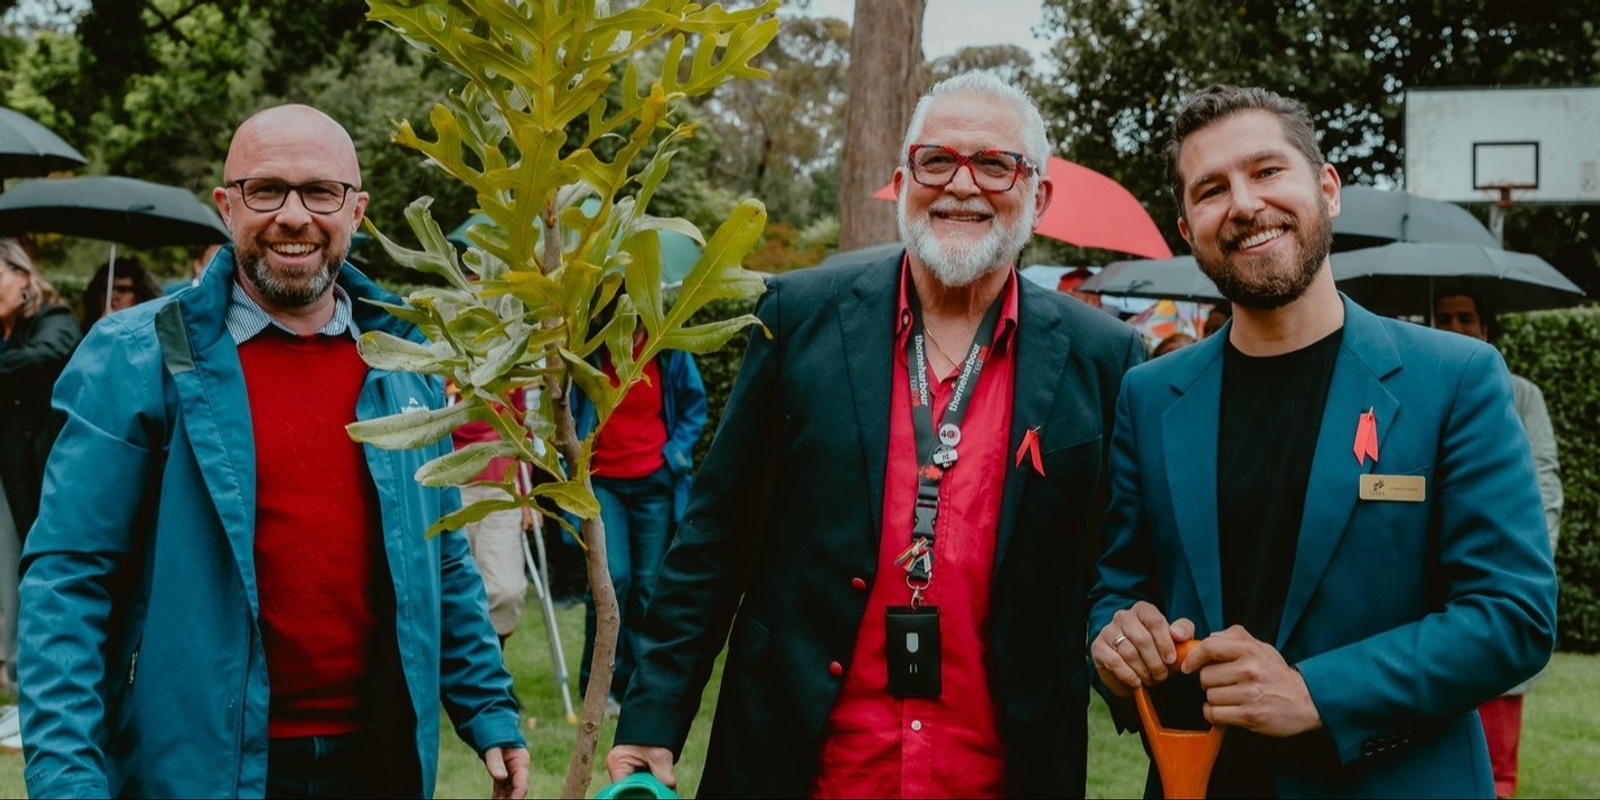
[78,256,163,334]
[0,239,80,716]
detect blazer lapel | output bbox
[836,256,902,573]
[1276,298,1402,647]
[992,277,1070,571]
[1162,336,1227,634]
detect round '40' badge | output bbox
[938,423,962,447]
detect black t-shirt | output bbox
[1217,328,1343,641]
[1208,326,1343,798]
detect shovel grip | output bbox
[1134,638,1225,800]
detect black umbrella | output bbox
[0,175,230,313]
[1079,256,1225,303]
[0,175,228,247]
[1333,186,1499,251]
[0,107,88,178]
[1331,242,1585,317]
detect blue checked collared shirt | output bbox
[225,279,358,344]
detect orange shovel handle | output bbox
[1134,639,1226,800]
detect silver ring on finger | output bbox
[1112,633,1129,647]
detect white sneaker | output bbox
[0,706,18,741]
[0,730,19,753]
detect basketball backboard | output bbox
[1404,86,1600,204]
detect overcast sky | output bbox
[801,0,1051,61]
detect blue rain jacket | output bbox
[17,250,523,798]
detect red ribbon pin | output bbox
[1015,426,1045,475]
[1354,407,1379,466]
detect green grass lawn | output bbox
[1,600,1595,798]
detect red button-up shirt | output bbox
[812,261,1019,799]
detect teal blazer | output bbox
[1091,295,1557,798]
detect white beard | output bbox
[898,192,1035,287]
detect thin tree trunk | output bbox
[539,202,621,800]
[837,0,926,250]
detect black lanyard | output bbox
[896,288,1005,599]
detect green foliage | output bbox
[692,12,849,226]
[1499,308,1600,653]
[1037,1,1600,288]
[355,0,777,535]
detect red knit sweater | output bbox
[238,330,383,738]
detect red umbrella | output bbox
[873,155,1173,260]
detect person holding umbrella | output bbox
[17,105,527,798]
[78,256,163,334]
[0,238,79,714]
[1433,286,1562,800]
[1090,84,1556,797]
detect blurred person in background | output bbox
[449,384,533,652]
[571,303,707,718]
[1056,266,1104,308]
[1202,301,1231,338]
[79,256,164,334]
[1152,331,1196,357]
[163,242,222,295]
[0,238,80,739]
[1433,286,1562,799]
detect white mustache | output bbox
[927,200,993,215]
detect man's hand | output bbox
[1092,601,1194,697]
[606,744,677,790]
[1181,625,1323,737]
[484,746,530,799]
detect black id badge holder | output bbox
[885,605,941,698]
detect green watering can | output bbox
[594,772,678,799]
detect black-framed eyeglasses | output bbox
[229,178,356,215]
[907,144,1036,193]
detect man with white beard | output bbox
[604,71,1146,798]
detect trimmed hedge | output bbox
[1501,307,1600,653]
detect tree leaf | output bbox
[357,330,460,373]
[415,438,523,487]
[346,400,478,450]
[531,478,602,520]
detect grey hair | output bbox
[902,71,1051,178]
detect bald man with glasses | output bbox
[19,104,528,799]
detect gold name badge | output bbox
[1359,474,1426,502]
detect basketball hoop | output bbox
[1477,182,1533,248]
[1480,181,1534,210]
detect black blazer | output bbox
[0,303,79,537]
[615,255,1146,797]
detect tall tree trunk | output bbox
[837,0,926,250]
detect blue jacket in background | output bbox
[570,348,708,523]
[17,249,523,798]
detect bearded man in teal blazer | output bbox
[1089,85,1557,798]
